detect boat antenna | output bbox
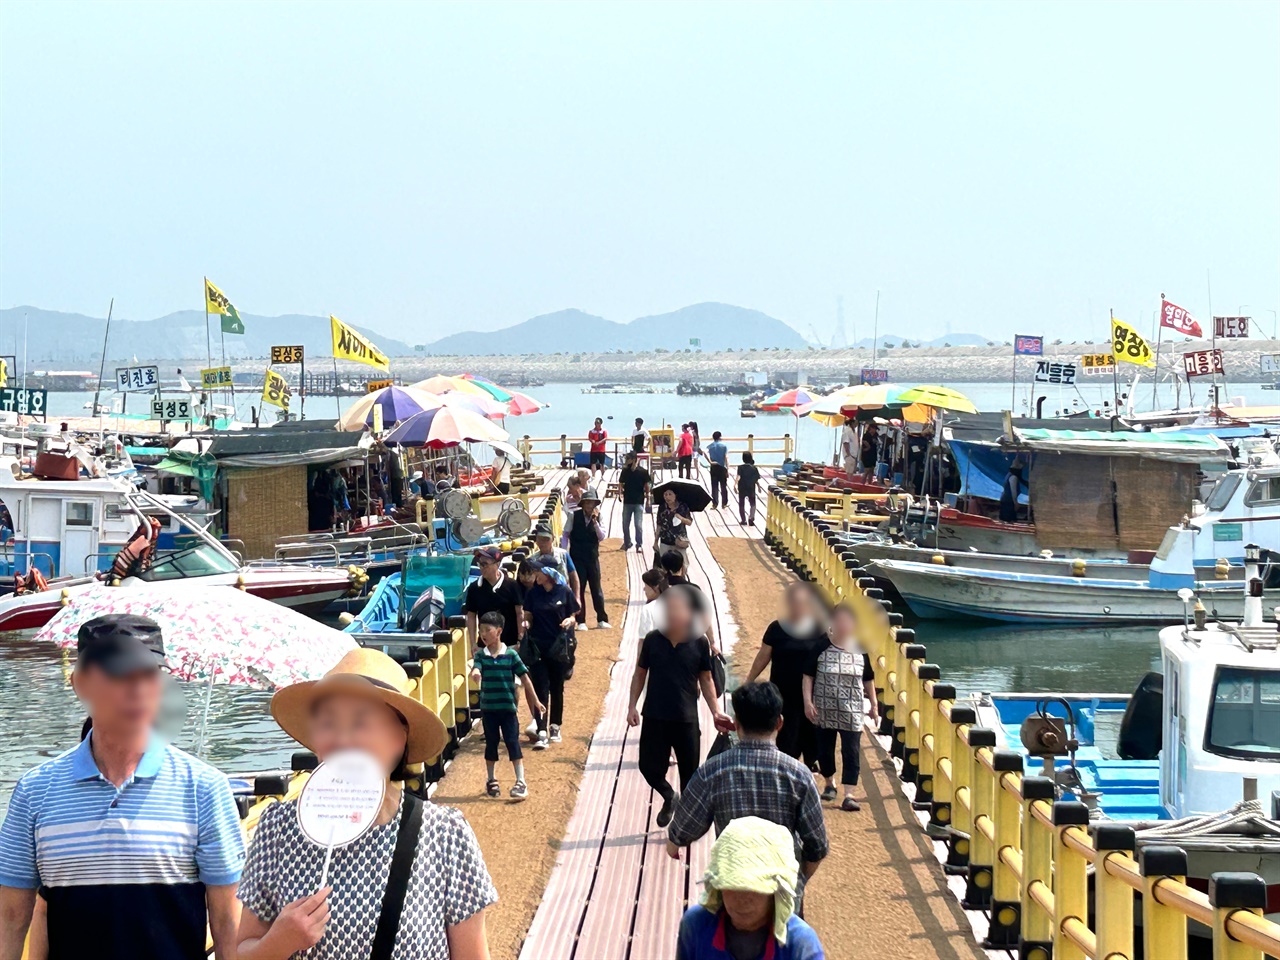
[92,298,114,424]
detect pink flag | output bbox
[1161,298,1202,337]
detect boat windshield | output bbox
[1204,473,1242,512]
[136,544,239,582]
[1205,665,1280,760]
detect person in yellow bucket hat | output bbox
[676,816,825,960]
[235,648,497,960]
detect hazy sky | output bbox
[1,1,1276,343]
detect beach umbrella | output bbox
[385,406,509,448]
[892,385,978,414]
[504,390,543,416]
[34,582,357,689]
[458,373,514,403]
[436,391,509,420]
[763,387,818,409]
[651,477,713,513]
[337,385,443,431]
[411,374,496,399]
[801,384,909,427]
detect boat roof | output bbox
[1006,427,1228,462]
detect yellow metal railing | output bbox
[764,485,1280,960]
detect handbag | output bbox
[518,633,541,668]
[710,651,727,698]
[545,628,576,665]
[707,729,734,759]
[370,791,424,960]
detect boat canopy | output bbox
[949,440,1027,504]
[1006,428,1228,463]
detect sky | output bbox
[1,0,1277,345]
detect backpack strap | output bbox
[370,791,424,960]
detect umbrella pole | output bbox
[195,668,215,759]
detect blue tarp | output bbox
[950,440,1029,504]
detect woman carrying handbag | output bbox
[521,559,580,750]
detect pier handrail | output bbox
[514,433,795,466]
[763,484,1280,960]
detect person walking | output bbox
[666,682,829,909]
[654,486,694,570]
[631,417,649,456]
[470,611,543,800]
[635,568,668,637]
[706,430,729,508]
[563,473,585,518]
[464,546,524,654]
[0,615,245,960]
[676,424,695,479]
[490,448,513,495]
[743,583,827,765]
[562,486,610,630]
[522,560,580,750]
[676,817,825,960]
[840,415,858,480]
[618,451,651,554]
[689,421,703,479]
[627,585,732,827]
[658,550,719,655]
[531,523,581,602]
[588,417,608,479]
[859,423,880,482]
[802,603,879,811]
[736,451,761,526]
[236,648,496,959]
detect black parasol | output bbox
[651,477,713,512]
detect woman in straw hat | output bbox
[676,816,825,960]
[236,649,496,960]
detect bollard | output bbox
[1092,823,1136,960]
[898,643,926,774]
[1019,777,1056,958]
[926,683,956,832]
[1209,872,1267,960]
[910,663,941,801]
[985,748,1024,949]
[965,727,998,909]
[1051,801,1091,960]
[1139,845,1189,960]
[946,705,978,869]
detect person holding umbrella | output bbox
[652,479,705,570]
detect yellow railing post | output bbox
[946,706,978,870]
[1209,873,1267,960]
[907,662,940,792]
[986,748,1024,949]
[964,729,997,910]
[926,683,956,836]
[1052,800,1092,960]
[1019,778,1055,956]
[1092,823,1136,960]
[1139,845,1189,960]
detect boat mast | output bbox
[92,298,114,423]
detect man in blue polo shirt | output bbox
[0,615,245,960]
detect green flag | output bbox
[221,303,245,335]
[689,337,701,347]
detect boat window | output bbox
[66,502,94,527]
[1245,476,1280,506]
[135,544,239,581]
[1205,474,1242,511]
[1204,666,1280,760]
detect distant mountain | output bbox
[0,307,411,365]
[423,302,808,355]
[850,332,989,349]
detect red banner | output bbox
[1161,298,1202,337]
[1182,348,1223,379]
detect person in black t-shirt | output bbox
[736,451,762,526]
[626,585,732,828]
[618,452,651,553]
[463,547,524,653]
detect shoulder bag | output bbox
[370,791,425,960]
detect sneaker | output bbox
[656,793,678,828]
[621,542,631,551]
[510,781,528,801]
[597,621,612,631]
[525,720,540,742]
[821,784,838,802]
[534,732,550,751]
[549,724,562,743]
[841,796,861,812]
[486,779,500,798]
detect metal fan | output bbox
[494,499,532,539]
[451,516,486,546]
[438,487,473,520]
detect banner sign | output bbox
[860,368,889,384]
[1182,348,1224,379]
[1160,298,1203,337]
[1110,318,1155,368]
[0,355,13,388]
[1080,353,1116,376]
[0,388,47,415]
[1214,316,1250,339]
[116,365,160,393]
[1260,354,1280,374]
[261,369,292,409]
[1033,361,1077,385]
[365,378,394,393]
[200,366,233,389]
[271,345,305,364]
[151,398,193,422]
[330,316,389,371]
[1014,335,1044,356]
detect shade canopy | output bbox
[893,385,978,414]
[337,385,443,431]
[385,406,509,448]
[411,375,495,399]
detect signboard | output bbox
[0,355,13,388]
[116,365,160,393]
[1033,361,1077,385]
[1212,522,1243,542]
[261,369,292,409]
[860,368,889,384]
[1080,353,1116,376]
[200,366,233,389]
[365,379,394,393]
[271,345,305,364]
[1260,354,1280,374]
[1182,348,1224,379]
[1014,335,1044,356]
[150,398,192,422]
[0,388,47,416]
[1214,316,1250,339]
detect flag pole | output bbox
[333,356,342,418]
[1151,295,1164,412]
[203,278,213,424]
[1109,308,1119,429]
[1010,346,1017,414]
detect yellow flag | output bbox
[330,315,389,371]
[1110,317,1155,368]
[261,368,292,409]
[205,278,231,316]
[0,357,7,388]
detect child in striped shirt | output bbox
[470,611,543,800]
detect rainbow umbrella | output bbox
[459,373,513,402]
[337,385,443,431]
[763,387,819,410]
[385,406,509,448]
[802,384,909,427]
[411,374,495,399]
[504,390,543,415]
[436,391,509,420]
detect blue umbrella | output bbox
[336,385,442,431]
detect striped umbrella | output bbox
[411,374,496,399]
[336,385,443,431]
[458,373,513,402]
[384,406,509,448]
[460,374,544,415]
[436,391,509,420]
[763,387,819,410]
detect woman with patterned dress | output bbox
[236,649,497,959]
[801,604,879,811]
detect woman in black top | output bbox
[736,451,761,526]
[522,560,580,749]
[653,488,694,570]
[744,582,828,765]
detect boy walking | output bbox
[470,611,544,800]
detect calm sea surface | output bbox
[1,378,1255,811]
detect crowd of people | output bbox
[0,423,872,960]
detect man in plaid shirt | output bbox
[665,682,829,904]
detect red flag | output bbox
[1161,298,1202,337]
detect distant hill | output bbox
[0,307,411,365]
[851,332,989,349]
[423,302,808,355]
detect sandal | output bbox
[486,779,500,798]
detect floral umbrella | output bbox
[385,405,509,448]
[337,385,443,432]
[34,582,357,689]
